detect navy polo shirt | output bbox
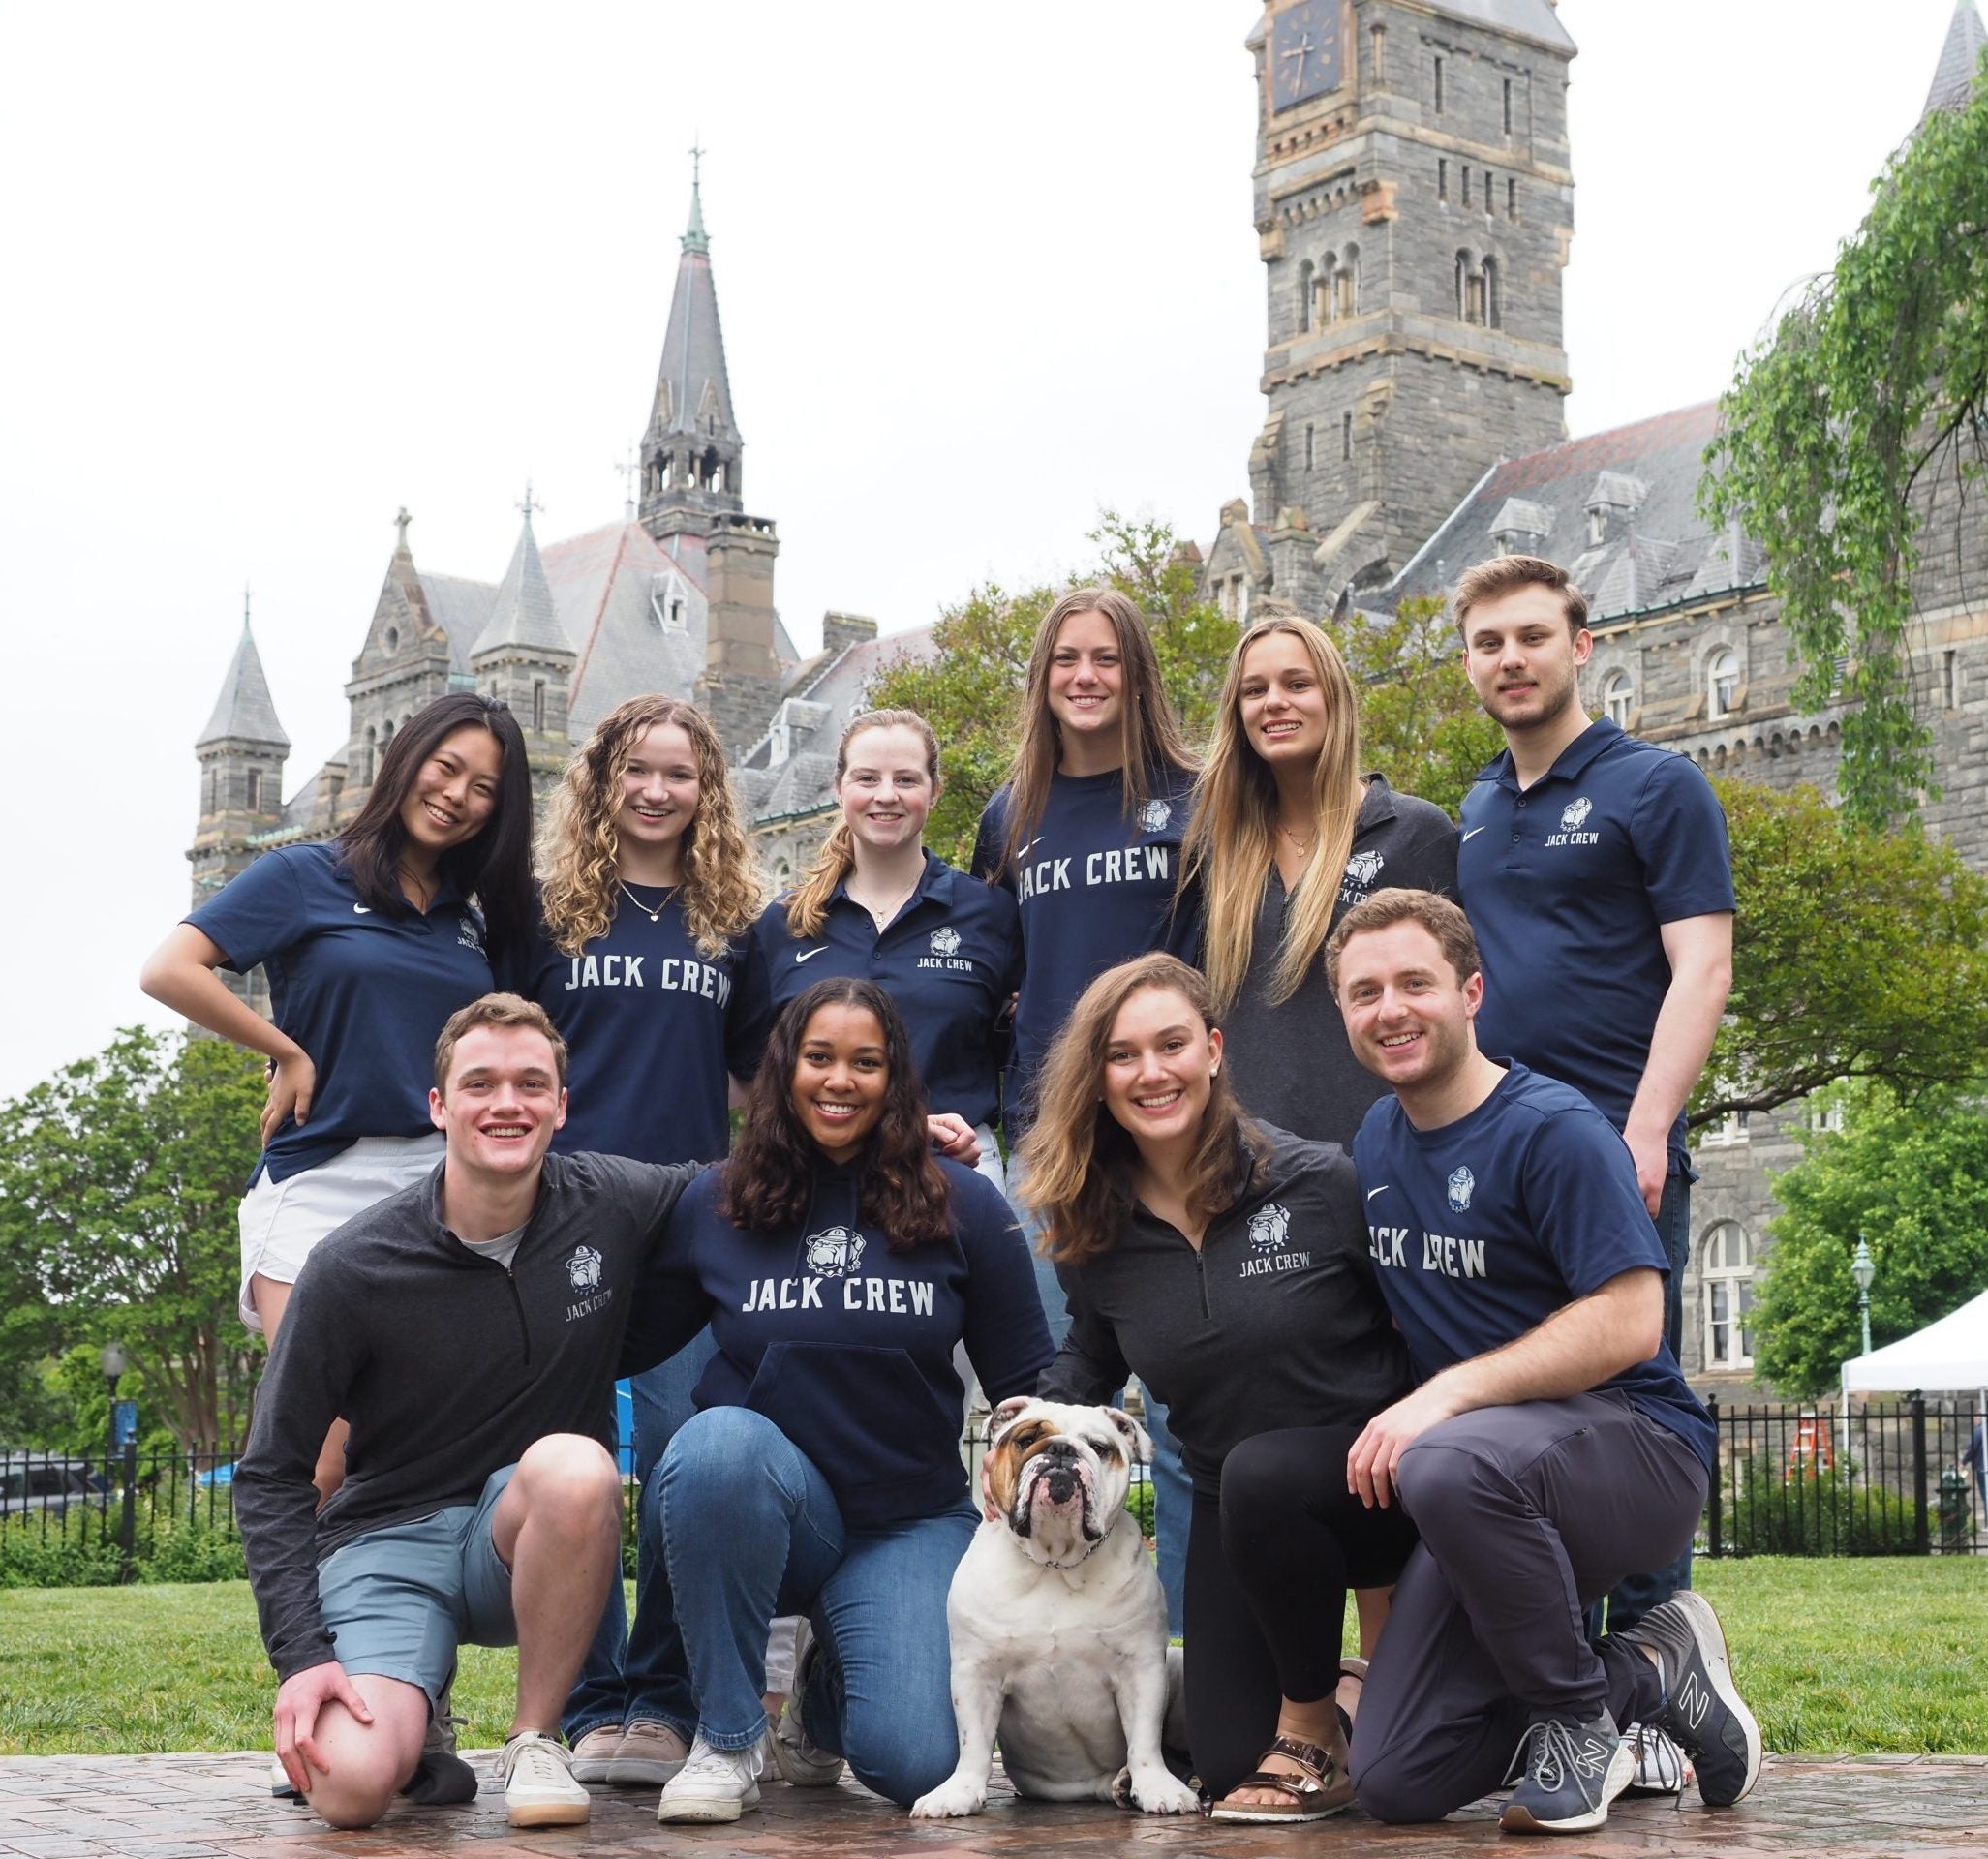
[734,854,1021,1133]
[1354,1062,1713,1469]
[972,765,1198,1116]
[1457,718,1733,1162]
[507,885,752,1167]
[187,842,493,1182]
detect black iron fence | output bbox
[1699,1395,1986,1558]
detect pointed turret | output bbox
[190,593,292,940]
[1921,0,1986,120]
[639,154,747,544]
[197,605,290,751]
[473,495,576,760]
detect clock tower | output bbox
[1241,0,1576,608]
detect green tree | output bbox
[1696,778,1988,1125]
[0,1029,267,1456]
[1329,594,1501,816]
[1752,1082,1988,1397]
[1702,61,1988,829]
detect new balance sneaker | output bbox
[497,1731,591,1829]
[1621,1721,1692,1797]
[606,1718,691,1787]
[1498,1709,1634,1835]
[656,1734,764,1824]
[568,1724,623,1784]
[767,1620,845,1787]
[1617,1590,1762,1807]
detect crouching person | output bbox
[233,994,697,1830]
[1328,893,1760,1836]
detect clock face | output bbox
[1270,0,1343,112]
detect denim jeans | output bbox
[563,1331,717,1743]
[1022,1192,1188,1635]
[1587,1165,1694,1638]
[654,1405,976,1806]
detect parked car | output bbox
[0,1455,109,1518]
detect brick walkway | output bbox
[1,1752,1983,1859]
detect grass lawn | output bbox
[2,1559,1983,1758]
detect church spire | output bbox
[639,150,745,544]
[198,595,290,749]
[1921,0,1986,121]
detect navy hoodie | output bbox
[623,1154,1054,1529]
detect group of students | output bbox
[141,551,1758,1841]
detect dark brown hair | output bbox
[1326,887,1482,994]
[1452,553,1590,640]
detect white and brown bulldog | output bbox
[909,1396,1196,1820]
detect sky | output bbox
[0,0,1972,1101]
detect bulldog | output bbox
[909,1396,1197,1819]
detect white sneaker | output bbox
[498,1731,591,1829]
[1622,1721,1693,1796]
[656,1734,764,1824]
[568,1723,623,1784]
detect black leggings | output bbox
[1184,1424,1420,1799]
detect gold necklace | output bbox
[1276,821,1318,852]
[618,879,676,924]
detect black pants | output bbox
[1350,1392,1707,1825]
[1184,1424,1420,1799]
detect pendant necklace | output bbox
[619,879,675,924]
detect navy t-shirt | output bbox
[622,1156,1054,1530]
[186,842,493,1181]
[972,764,1198,1119]
[734,853,1021,1132]
[1457,718,1733,1163]
[507,885,753,1167]
[1353,1062,1713,1469]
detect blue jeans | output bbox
[654,1405,975,1807]
[1588,1166,1694,1638]
[1023,1198,1188,1635]
[563,1332,717,1742]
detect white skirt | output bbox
[237,1133,445,1331]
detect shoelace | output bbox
[504,1736,573,1783]
[1629,1724,1685,1793]
[1510,1719,1610,1818]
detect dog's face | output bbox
[981,1397,1151,1566]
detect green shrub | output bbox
[138,1516,247,1584]
[1725,1459,1917,1555]
[1124,1478,1155,1538]
[0,1515,126,1588]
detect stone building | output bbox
[188,170,932,947]
[1206,1,1988,1387]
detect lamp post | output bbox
[98,1342,126,1474]
[1851,1238,1876,1360]
[98,1341,136,1581]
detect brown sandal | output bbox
[1208,1734,1352,1823]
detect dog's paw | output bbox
[910,1779,987,1820]
[1123,1766,1200,1816]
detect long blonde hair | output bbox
[1181,613,1363,1011]
[784,709,941,939]
[541,697,762,958]
[994,587,1197,877]
[1016,954,1266,1265]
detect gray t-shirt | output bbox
[1221,775,1458,1149]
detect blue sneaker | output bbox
[1618,1591,1762,1807]
[1498,1710,1633,1835]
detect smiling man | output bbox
[1324,890,1758,1837]
[233,993,698,1833]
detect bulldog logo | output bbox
[1447,1167,1476,1214]
[1345,849,1385,888]
[1561,796,1593,832]
[1247,1203,1292,1252]
[566,1245,603,1292]
[931,926,962,958]
[803,1226,866,1278]
[1139,799,1173,834]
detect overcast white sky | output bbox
[0,1,1970,1100]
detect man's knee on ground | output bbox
[1351,1733,1454,1828]
[302,1705,420,1830]
[846,1729,959,1809]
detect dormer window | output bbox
[651,572,689,631]
[1587,506,1606,548]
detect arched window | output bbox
[361,725,377,787]
[1304,422,1316,472]
[1297,259,1314,333]
[1701,1224,1756,1370]
[1318,251,1338,325]
[1482,255,1500,328]
[1335,243,1360,319]
[1602,669,1634,729]
[1707,647,1739,717]
[1455,251,1473,320]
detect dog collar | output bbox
[1039,1534,1109,1570]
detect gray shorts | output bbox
[317,1465,517,1703]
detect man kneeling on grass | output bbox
[234,994,697,1831]
[1328,891,1761,1836]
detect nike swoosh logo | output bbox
[1017,837,1043,860]
[796,946,829,963]
[352,903,372,914]
[1461,826,1487,843]
[1366,1184,1390,1201]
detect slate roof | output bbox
[1431,0,1576,55]
[198,620,290,748]
[473,515,572,659]
[648,181,737,444]
[1372,401,1766,624]
[1923,1,1987,119]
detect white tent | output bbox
[1840,1287,1988,1392]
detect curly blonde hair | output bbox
[541,697,763,958]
